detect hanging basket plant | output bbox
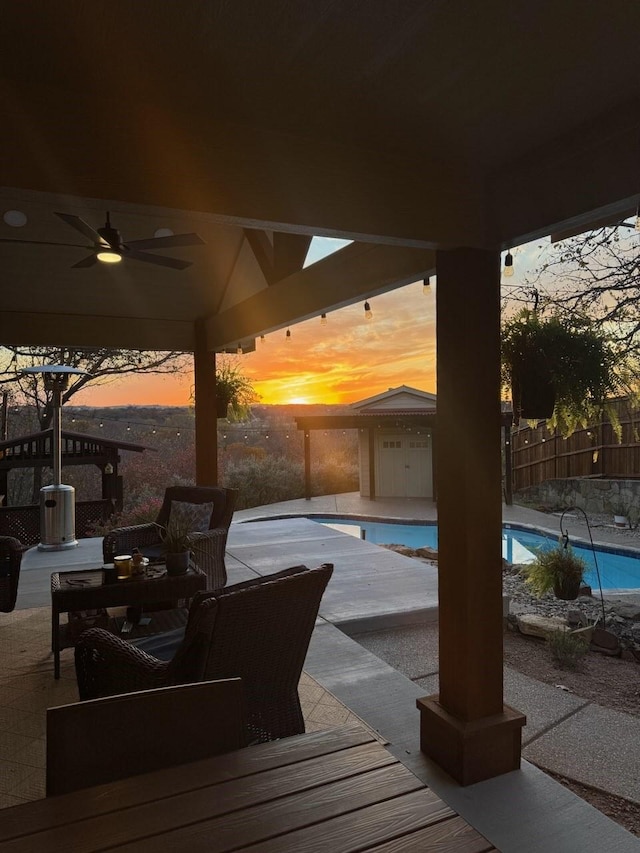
[502,309,618,437]
[215,357,258,421]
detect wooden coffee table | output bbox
[50,566,206,678]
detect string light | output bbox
[320,313,327,325]
[423,278,430,293]
[503,251,514,278]
[636,202,640,232]
[286,328,291,341]
[236,344,243,355]
[364,301,373,320]
[260,335,265,343]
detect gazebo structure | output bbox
[1,2,638,787]
[0,428,149,545]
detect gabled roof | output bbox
[0,428,150,454]
[352,386,437,413]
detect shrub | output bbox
[223,455,305,509]
[548,629,589,670]
[524,545,585,599]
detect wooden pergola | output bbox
[1,1,638,785]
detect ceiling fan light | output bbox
[96,250,122,264]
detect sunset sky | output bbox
[76,238,541,408]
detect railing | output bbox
[0,500,114,547]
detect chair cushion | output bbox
[132,628,186,661]
[169,501,214,532]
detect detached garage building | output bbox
[353,386,436,499]
[296,385,437,501]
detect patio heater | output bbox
[21,365,89,551]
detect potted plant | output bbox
[158,519,193,575]
[501,309,618,436]
[524,545,586,601]
[215,357,258,420]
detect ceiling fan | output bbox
[1,211,204,270]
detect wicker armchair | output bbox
[102,486,238,589]
[75,563,334,743]
[0,536,23,613]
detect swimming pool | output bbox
[308,516,640,593]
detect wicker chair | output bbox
[75,563,333,742]
[0,536,23,613]
[102,486,238,589]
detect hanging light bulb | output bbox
[260,335,265,343]
[364,301,373,320]
[320,313,327,325]
[423,277,430,293]
[286,328,291,341]
[236,343,243,355]
[503,251,514,277]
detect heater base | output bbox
[37,540,79,552]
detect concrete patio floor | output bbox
[6,494,640,850]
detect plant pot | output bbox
[512,364,556,420]
[553,577,581,601]
[165,551,190,575]
[216,397,230,419]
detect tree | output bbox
[506,218,640,364]
[0,346,188,500]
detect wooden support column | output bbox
[194,321,218,486]
[304,431,311,500]
[368,429,376,500]
[417,247,525,786]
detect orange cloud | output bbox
[77,280,437,406]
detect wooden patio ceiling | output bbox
[0,1,638,353]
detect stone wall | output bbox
[515,478,640,518]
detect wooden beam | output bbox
[1,87,486,249]
[0,311,195,351]
[490,97,640,248]
[205,243,436,348]
[243,229,275,285]
[273,233,312,281]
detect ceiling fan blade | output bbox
[72,254,99,268]
[0,238,88,248]
[55,212,103,244]
[126,249,191,270]
[125,232,205,250]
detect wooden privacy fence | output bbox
[511,398,640,492]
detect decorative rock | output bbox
[517,613,568,640]
[415,547,439,561]
[612,603,640,621]
[591,627,620,651]
[567,608,590,628]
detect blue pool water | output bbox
[309,516,640,592]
